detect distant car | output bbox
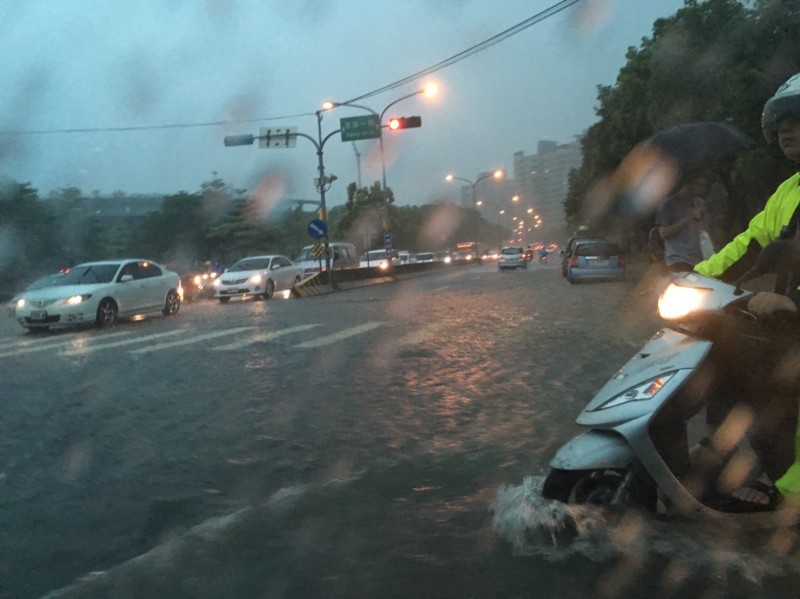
[565,239,626,284]
[415,252,436,263]
[7,272,66,317]
[560,236,606,277]
[166,263,215,302]
[294,242,359,278]
[498,246,528,270]
[213,255,302,303]
[398,251,415,264]
[14,260,181,330]
[359,249,399,270]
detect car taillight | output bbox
[570,254,578,267]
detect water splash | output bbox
[491,474,608,555]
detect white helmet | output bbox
[762,72,800,142]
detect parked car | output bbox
[398,251,414,264]
[7,272,66,317]
[565,239,626,283]
[294,242,359,278]
[359,249,399,270]
[415,252,436,263]
[560,236,606,277]
[498,246,528,270]
[14,260,181,330]
[213,255,302,303]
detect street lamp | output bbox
[322,82,437,256]
[445,169,504,206]
[223,112,341,284]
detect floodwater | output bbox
[3,263,800,598]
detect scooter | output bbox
[542,240,800,528]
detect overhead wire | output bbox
[0,0,584,136]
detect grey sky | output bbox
[0,0,686,207]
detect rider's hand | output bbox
[747,292,798,317]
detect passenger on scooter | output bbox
[693,72,800,509]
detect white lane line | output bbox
[293,321,385,349]
[0,331,132,358]
[432,286,450,292]
[213,324,321,351]
[62,329,185,356]
[129,327,254,354]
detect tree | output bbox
[565,0,800,244]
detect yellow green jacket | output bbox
[694,172,800,497]
[694,172,800,278]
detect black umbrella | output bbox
[645,121,756,166]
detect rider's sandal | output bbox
[723,481,782,513]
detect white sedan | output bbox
[213,255,302,303]
[14,260,181,331]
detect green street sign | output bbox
[340,114,380,142]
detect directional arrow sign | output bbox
[307,218,328,239]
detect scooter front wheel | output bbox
[543,468,656,509]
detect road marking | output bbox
[0,331,132,358]
[432,286,450,293]
[293,321,385,349]
[62,329,185,356]
[128,327,254,354]
[213,324,321,350]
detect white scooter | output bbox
[542,240,800,528]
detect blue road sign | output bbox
[383,231,393,257]
[307,219,328,239]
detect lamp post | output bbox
[322,82,437,257]
[223,112,341,284]
[445,169,504,207]
[476,194,518,249]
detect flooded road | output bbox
[3,261,799,598]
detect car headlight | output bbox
[193,275,202,285]
[249,274,262,284]
[16,298,25,308]
[593,372,677,410]
[213,278,221,287]
[657,284,711,320]
[65,294,92,305]
[379,260,389,270]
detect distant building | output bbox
[513,139,582,240]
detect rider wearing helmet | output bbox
[692,73,800,508]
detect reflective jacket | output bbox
[694,172,800,278]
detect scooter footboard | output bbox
[549,429,634,470]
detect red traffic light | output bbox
[387,116,422,130]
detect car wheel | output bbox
[294,276,301,285]
[218,297,230,304]
[95,298,118,327]
[263,279,275,300]
[163,290,180,316]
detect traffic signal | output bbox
[387,116,422,130]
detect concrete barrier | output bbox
[290,260,470,298]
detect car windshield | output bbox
[229,258,270,271]
[55,264,120,285]
[295,249,317,262]
[501,248,522,255]
[26,273,64,290]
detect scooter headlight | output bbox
[594,372,677,410]
[657,284,710,320]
